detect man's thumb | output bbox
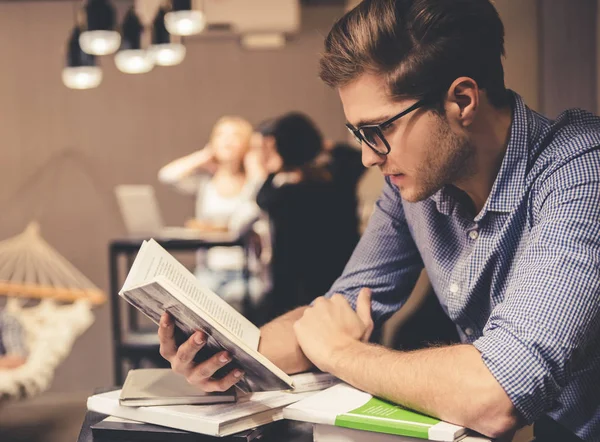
[356,288,373,340]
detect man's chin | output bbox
[395,184,435,203]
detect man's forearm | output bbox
[258,307,313,374]
[329,342,519,439]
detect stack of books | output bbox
[89,239,337,440]
[88,369,335,440]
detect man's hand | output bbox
[293,288,374,373]
[158,312,244,392]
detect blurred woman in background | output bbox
[159,116,265,311]
[254,113,364,323]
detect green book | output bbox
[283,384,468,441]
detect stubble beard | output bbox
[402,115,476,203]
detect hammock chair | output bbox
[0,222,106,399]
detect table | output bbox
[109,235,251,385]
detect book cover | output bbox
[120,369,236,407]
[283,384,467,441]
[119,239,293,392]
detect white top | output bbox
[158,157,262,271]
[196,178,258,270]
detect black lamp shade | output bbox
[67,27,96,67]
[152,7,171,45]
[120,8,144,51]
[172,0,193,12]
[85,0,117,32]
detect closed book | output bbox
[119,369,236,407]
[283,384,467,441]
[91,416,263,441]
[313,424,492,442]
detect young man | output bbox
[158,1,600,440]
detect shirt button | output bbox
[464,328,474,336]
[468,230,479,240]
[449,283,459,294]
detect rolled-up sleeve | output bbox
[325,177,424,326]
[473,156,600,423]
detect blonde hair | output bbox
[210,116,253,144]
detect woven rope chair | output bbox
[0,223,105,399]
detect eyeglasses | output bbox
[345,99,428,155]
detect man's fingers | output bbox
[330,293,350,307]
[187,351,233,385]
[201,369,245,393]
[158,312,177,361]
[356,288,374,341]
[356,288,372,322]
[172,331,207,374]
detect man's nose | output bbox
[361,143,385,168]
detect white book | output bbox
[119,369,236,406]
[119,239,293,391]
[313,425,492,442]
[284,384,467,441]
[87,388,315,437]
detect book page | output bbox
[121,239,259,350]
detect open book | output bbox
[119,239,293,391]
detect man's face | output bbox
[339,73,474,202]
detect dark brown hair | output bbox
[319,0,509,108]
[264,112,324,169]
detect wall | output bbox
[538,0,597,117]
[0,1,346,394]
[0,0,547,395]
[494,0,540,111]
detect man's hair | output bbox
[319,0,509,108]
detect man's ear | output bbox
[445,77,479,128]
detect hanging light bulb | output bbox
[149,7,186,66]
[79,0,121,55]
[164,0,206,36]
[114,8,154,74]
[62,27,103,90]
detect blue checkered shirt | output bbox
[326,92,600,440]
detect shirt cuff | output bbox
[473,324,561,424]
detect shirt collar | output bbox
[431,91,533,220]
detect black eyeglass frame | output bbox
[345,98,429,156]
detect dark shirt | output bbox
[257,144,364,319]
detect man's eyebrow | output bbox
[350,114,395,128]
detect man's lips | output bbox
[386,173,406,185]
